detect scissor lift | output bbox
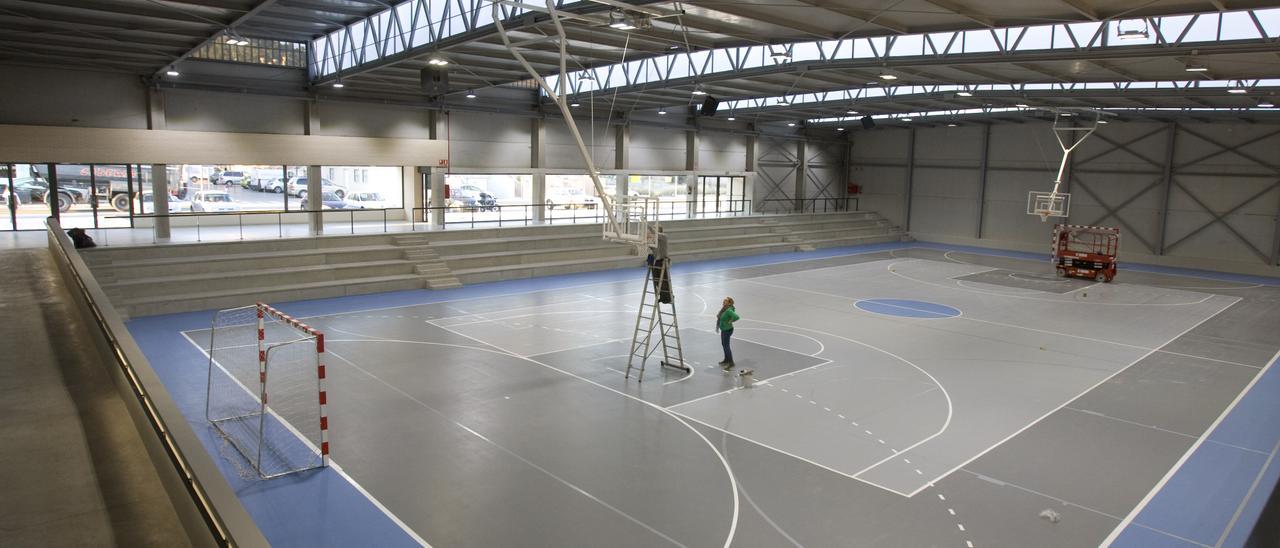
[1052,223,1120,282]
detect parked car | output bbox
[214,171,247,186]
[344,192,391,209]
[189,191,239,212]
[262,177,287,194]
[545,187,600,210]
[286,177,345,200]
[250,169,288,191]
[135,192,192,214]
[300,191,350,210]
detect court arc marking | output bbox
[419,321,743,548]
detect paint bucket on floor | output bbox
[739,369,755,389]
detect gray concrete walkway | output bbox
[0,249,188,547]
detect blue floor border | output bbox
[123,240,1279,546]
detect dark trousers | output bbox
[720,329,734,363]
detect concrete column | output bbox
[1155,122,1177,255]
[745,130,757,172]
[532,171,546,223]
[151,164,170,240]
[429,168,445,227]
[685,128,699,171]
[975,124,992,239]
[532,117,547,223]
[304,101,320,136]
[617,173,630,200]
[615,124,629,170]
[145,87,165,130]
[307,165,322,235]
[684,173,697,219]
[403,165,420,223]
[904,128,916,231]
[531,118,546,169]
[795,139,808,212]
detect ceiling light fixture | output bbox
[608,9,637,30]
[1228,88,1247,94]
[465,89,477,98]
[879,72,898,81]
[846,110,859,115]
[957,91,973,97]
[727,116,736,121]
[1184,63,1208,72]
[658,109,667,115]
[1098,120,1109,124]
[901,117,913,122]
[787,122,796,127]
[1116,20,1150,41]
[1016,103,1029,108]
[1060,112,1073,116]
[836,127,846,131]
[332,81,345,88]
[428,58,449,66]
[570,101,581,107]
[691,86,706,96]
[946,123,958,127]
[1258,101,1275,108]
[166,69,180,77]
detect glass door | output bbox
[698,176,746,215]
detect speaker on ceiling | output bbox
[699,96,720,116]
[860,116,875,129]
[421,66,449,96]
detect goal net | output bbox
[205,303,329,479]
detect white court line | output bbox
[440,308,630,328]
[423,321,742,548]
[1101,347,1280,547]
[911,296,1241,499]
[178,332,431,547]
[729,326,827,356]
[745,274,1256,369]
[325,348,686,548]
[955,279,1044,295]
[889,258,1218,307]
[280,246,904,323]
[925,246,1279,288]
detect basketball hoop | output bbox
[1028,191,1070,222]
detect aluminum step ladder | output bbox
[625,258,690,381]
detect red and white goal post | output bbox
[204,302,329,479]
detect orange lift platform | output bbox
[1052,224,1120,282]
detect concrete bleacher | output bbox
[83,211,905,317]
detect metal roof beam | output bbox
[151,0,280,79]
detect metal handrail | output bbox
[45,218,267,547]
[758,197,858,214]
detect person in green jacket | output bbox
[716,297,739,369]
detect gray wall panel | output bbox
[545,117,614,170]
[698,132,747,172]
[0,65,147,129]
[448,112,531,170]
[851,120,1280,271]
[316,102,431,139]
[629,126,685,171]
[165,92,303,135]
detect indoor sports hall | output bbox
[3,1,1280,547]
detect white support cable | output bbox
[491,0,624,240]
[1049,110,1102,194]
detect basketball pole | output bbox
[492,0,623,239]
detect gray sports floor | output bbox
[186,247,1280,547]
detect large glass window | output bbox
[4,164,53,230]
[444,173,532,224]
[546,174,612,222]
[629,175,687,218]
[322,166,404,209]
[698,176,746,216]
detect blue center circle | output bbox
[855,299,961,319]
